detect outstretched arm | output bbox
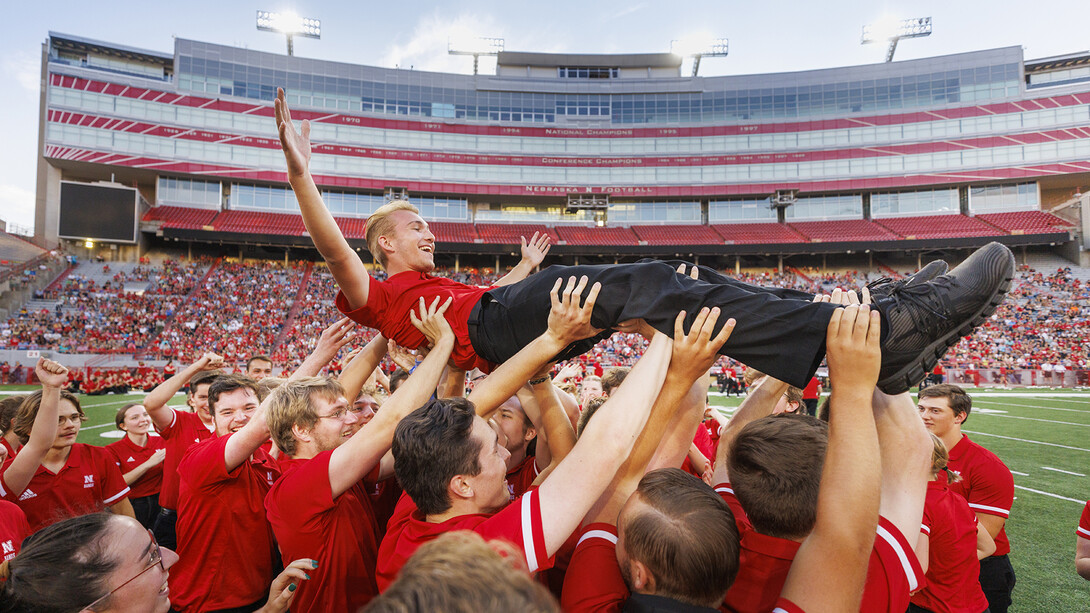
[144,352,223,431]
[338,334,390,403]
[495,232,551,287]
[276,88,371,309]
[1,358,68,497]
[291,318,356,381]
[780,305,882,613]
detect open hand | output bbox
[275,88,311,179]
[547,276,605,345]
[409,296,454,348]
[670,308,736,382]
[520,232,552,269]
[311,317,356,365]
[825,305,881,391]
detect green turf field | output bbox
[2,385,1087,611]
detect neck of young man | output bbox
[941,428,965,453]
[43,444,73,469]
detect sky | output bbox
[2,0,1088,232]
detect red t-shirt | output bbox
[910,479,989,613]
[155,408,213,510]
[265,453,381,613]
[507,455,541,500]
[1078,501,1090,540]
[773,598,806,613]
[802,377,820,400]
[376,488,551,591]
[169,434,281,613]
[693,424,717,464]
[0,500,29,562]
[0,443,130,532]
[336,273,493,372]
[559,523,627,613]
[717,516,922,613]
[106,434,166,498]
[712,483,753,534]
[947,435,1014,556]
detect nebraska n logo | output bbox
[2,540,12,554]
[84,474,95,488]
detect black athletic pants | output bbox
[130,494,161,530]
[978,554,1015,613]
[468,260,839,388]
[152,507,178,551]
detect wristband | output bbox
[528,375,551,386]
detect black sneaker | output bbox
[874,242,1014,394]
[865,259,949,301]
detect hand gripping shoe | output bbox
[874,242,1014,394]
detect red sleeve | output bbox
[155,408,183,440]
[335,277,386,329]
[94,447,130,505]
[859,516,925,613]
[920,499,933,536]
[1078,501,1090,539]
[713,482,753,534]
[178,434,235,491]
[964,459,1014,519]
[477,489,553,574]
[772,597,807,613]
[271,453,336,531]
[560,523,627,613]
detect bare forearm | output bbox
[468,335,567,416]
[649,376,706,471]
[714,377,787,483]
[378,337,454,422]
[530,381,576,464]
[338,336,389,399]
[146,363,203,414]
[819,388,880,540]
[121,462,156,485]
[288,173,369,309]
[495,261,533,287]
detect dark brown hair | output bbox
[393,398,483,515]
[918,383,973,422]
[12,390,84,445]
[207,374,259,416]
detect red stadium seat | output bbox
[142,206,219,230]
[211,210,307,236]
[788,219,899,243]
[975,211,1073,234]
[429,222,478,243]
[711,223,807,244]
[874,215,1006,240]
[555,226,639,246]
[475,224,558,245]
[630,225,723,245]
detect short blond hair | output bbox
[265,377,345,456]
[366,200,420,268]
[256,376,286,402]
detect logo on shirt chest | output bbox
[18,488,36,501]
[84,474,95,489]
[2,540,13,555]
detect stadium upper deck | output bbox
[34,32,1087,257]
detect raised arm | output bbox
[328,297,455,498]
[291,319,356,381]
[144,352,223,431]
[494,232,551,287]
[275,88,371,309]
[467,275,603,416]
[1,359,67,497]
[338,334,391,403]
[781,305,882,613]
[872,388,932,550]
[519,370,576,477]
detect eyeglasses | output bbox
[86,529,164,609]
[317,407,349,420]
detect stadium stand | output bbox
[555,225,639,246]
[474,223,558,245]
[711,223,807,244]
[975,210,1073,234]
[142,206,218,231]
[0,231,47,266]
[630,224,724,245]
[788,219,901,243]
[874,215,1007,240]
[429,221,479,243]
[210,210,307,236]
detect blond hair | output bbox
[256,376,286,402]
[265,377,345,456]
[928,432,961,483]
[366,200,420,268]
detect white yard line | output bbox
[1014,485,1085,505]
[963,430,1090,453]
[1041,466,1087,477]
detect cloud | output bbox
[3,52,41,94]
[0,183,36,232]
[612,2,647,20]
[380,12,504,74]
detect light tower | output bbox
[257,10,321,56]
[861,16,932,62]
[671,36,729,77]
[447,36,505,75]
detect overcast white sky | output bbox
[2,0,1088,231]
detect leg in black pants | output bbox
[978,554,1015,613]
[152,508,178,551]
[130,494,162,530]
[471,260,837,388]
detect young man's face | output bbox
[306,393,358,452]
[463,416,511,513]
[384,210,436,272]
[349,393,380,435]
[212,388,259,437]
[245,360,273,380]
[918,396,962,438]
[579,380,603,406]
[189,383,213,420]
[53,399,82,449]
[493,397,533,462]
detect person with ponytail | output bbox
[0,513,313,613]
[105,404,166,529]
[909,433,996,613]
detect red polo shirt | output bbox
[559,523,627,613]
[947,435,1014,556]
[712,483,753,534]
[1078,501,1090,539]
[0,439,17,462]
[169,433,280,613]
[716,516,922,613]
[0,500,29,562]
[0,443,129,532]
[507,455,541,500]
[265,452,381,613]
[106,434,166,498]
[910,479,989,613]
[155,408,213,511]
[336,273,493,372]
[376,488,551,591]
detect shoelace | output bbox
[885,277,954,336]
